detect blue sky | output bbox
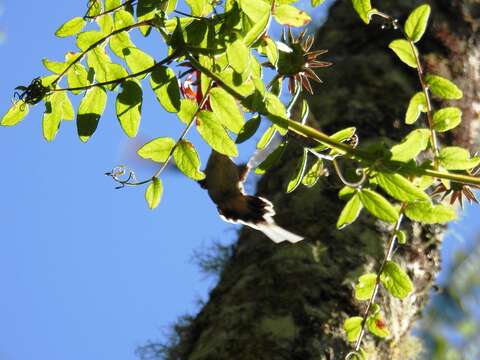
[0,1,478,360]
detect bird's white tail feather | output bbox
[256,222,304,243]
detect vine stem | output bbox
[184,53,480,187]
[51,50,181,93]
[354,205,406,352]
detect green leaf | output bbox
[337,193,363,229]
[438,147,480,170]
[239,0,270,23]
[42,58,67,74]
[352,0,372,24]
[55,17,86,37]
[274,4,311,27]
[209,87,245,133]
[87,0,102,17]
[236,115,261,144]
[177,99,198,124]
[56,91,74,121]
[87,48,128,85]
[173,140,205,180]
[404,4,431,43]
[358,189,399,224]
[243,7,271,46]
[185,0,212,16]
[76,31,104,51]
[197,111,238,157]
[136,0,170,35]
[137,137,175,163]
[339,186,356,200]
[426,74,463,100]
[257,126,277,150]
[255,141,287,174]
[42,97,63,142]
[105,0,122,11]
[404,201,457,224]
[116,79,143,138]
[76,86,107,142]
[97,14,114,35]
[150,66,181,113]
[380,261,413,299]
[397,230,407,244]
[259,36,278,66]
[1,101,29,126]
[375,172,430,202]
[367,310,390,338]
[389,39,418,68]
[302,158,324,188]
[226,38,250,74]
[405,92,427,125]
[145,177,163,209]
[287,149,308,193]
[123,47,155,77]
[343,317,363,342]
[311,0,326,8]
[355,273,377,301]
[433,107,462,132]
[390,129,431,162]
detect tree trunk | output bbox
[142,1,480,359]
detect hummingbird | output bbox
[199,151,304,243]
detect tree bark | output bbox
[142,1,480,359]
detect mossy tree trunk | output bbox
[143,1,480,359]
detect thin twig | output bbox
[354,206,406,351]
[51,50,181,93]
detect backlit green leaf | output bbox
[358,189,399,224]
[42,96,63,142]
[344,316,363,342]
[255,141,287,174]
[375,172,430,202]
[116,79,143,137]
[227,38,250,74]
[287,149,308,193]
[76,31,104,51]
[137,137,175,163]
[433,107,462,132]
[145,177,163,209]
[150,66,181,113]
[257,126,277,150]
[236,115,261,144]
[397,230,407,244]
[210,87,245,133]
[404,201,457,224]
[389,39,418,68]
[123,47,155,77]
[438,147,480,170]
[426,74,463,100]
[1,101,29,126]
[55,17,86,38]
[302,158,324,188]
[311,0,326,7]
[173,140,205,180]
[404,4,431,43]
[367,310,390,338]
[76,86,107,142]
[355,273,376,300]
[274,5,311,27]
[405,92,427,125]
[352,0,372,24]
[380,261,413,299]
[197,111,238,157]
[390,129,430,162]
[337,193,363,229]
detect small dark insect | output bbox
[13,77,50,110]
